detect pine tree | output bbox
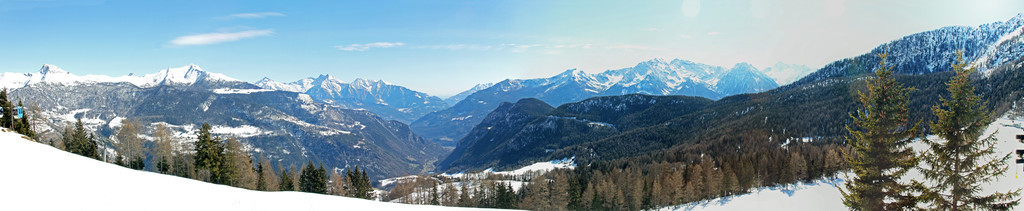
[300,161,316,193]
[918,51,1021,210]
[193,123,225,184]
[64,117,99,159]
[317,163,327,194]
[279,169,294,191]
[0,88,12,129]
[840,49,922,210]
[429,181,440,205]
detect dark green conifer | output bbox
[839,49,922,210]
[193,123,225,184]
[919,51,1021,210]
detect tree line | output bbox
[40,117,375,199]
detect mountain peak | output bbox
[731,63,757,71]
[38,64,68,75]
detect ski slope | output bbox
[0,129,479,211]
[668,114,1024,210]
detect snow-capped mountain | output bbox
[793,12,1024,87]
[444,83,494,106]
[2,64,447,181]
[410,58,778,145]
[760,62,815,85]
[0,64,242,90]
[256,75,448,123]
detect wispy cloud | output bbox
[679,34,694,39]
[225,12,285,19]
[604,44,664,51]
[707,31,723,36]
[169,30,274,46]
[335,42,406,51]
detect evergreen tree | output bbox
[256,159,267,191]
[298,161,327,194]
[317,163,327,194]
[840,49,922,210]
[17,101,34,137]
[0,88,12,129]
[63,117,99,159]
[918,51,1021,210]
[279,169,294,191]
[429,181,440,205]
[193,123,225,184]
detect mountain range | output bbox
[433,12,1024,173]
[6,65,446,180]
[411,59,781,146]
[255,75,447,123]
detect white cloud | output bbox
[226,12,285,19]
[169,30,274,46]
[645,27,661,32]
[335,42,406,51]
[707,31,723,36]
[681,0,701,17]
[604,44,664,51]
[679,34,694,39]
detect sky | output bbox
[1,0,1023,97]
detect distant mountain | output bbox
[256,75,448,123]
[411,58,778,146]
[792,13,1024,87]
[444,83,494,106]
[4,65,446,180]
[438,95,713,172]
[437,13,1024,173]
[715,63,779,96]
[760,62,815,85]
[0,64,250,90]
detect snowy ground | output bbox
[668,114,1024,210]
[0,129,481,211]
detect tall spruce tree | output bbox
[64,117,99,159]
[840,49,922,210]
[279,169,294,191]
[193,123,225,184]
[918,51,1021,210]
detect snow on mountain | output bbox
[445,83,495,106]
[0,64,240,90]
[795,12,1024,86]
[665,114,1024,210]
[255,75,329,93]
[257,75,448,123]
[761,62,815,85]
[0,129,474,211]
[411,58,777,144]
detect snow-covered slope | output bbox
[0,129,473,211]
[0,64,240,90]
[666,114,1024,210]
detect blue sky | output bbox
[1,0,1022,97]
